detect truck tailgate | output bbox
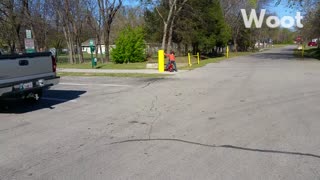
[0,52,55,85]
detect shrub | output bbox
[111,26,146,64]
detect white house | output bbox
[81,39,116,54]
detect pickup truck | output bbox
[0,52,60,102]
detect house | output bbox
[81,38,116,54]
[81,38,105,54]
[312,38,319,42]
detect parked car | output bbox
[0,52,60,102]
[308,42,318,47]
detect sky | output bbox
[262,1,307,29]
[123,0,139,7]
[265,1,303,18]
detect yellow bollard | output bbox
[188,53,192,67]
[158,50,164,72]
[226,46,229,58]
[197,52,200,64]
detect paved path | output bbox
[1,46,320,180]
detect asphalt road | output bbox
[1,46,320,180]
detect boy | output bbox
[165,51,177,72]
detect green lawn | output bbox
[181,51,255,70]
[58,51,255,70]
[294,47,320,60]
[57,72,171,78]
[57,52,148,69]
[58,62,147,69]
[57,53,103,64]
[303,48,320,60]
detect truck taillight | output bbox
[52,56,57,72]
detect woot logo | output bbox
[241,9,304,29]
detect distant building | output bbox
[81,38,115,54]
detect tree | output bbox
[143,0,230,55]
[111,26,146,63]
[51,0,76,63]
[220,0,259,51]
[0,0,24,53]
[141,0,188,52]
[144,8,163,43]
[21,0,56,51]
[299,4,320,47]
[87,0,104,63]
[0,0,57,53]
[51,0,89,63]
[97,0,123,63]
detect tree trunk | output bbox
[99,44,103,63]
[77,39,84,63]
[66,41,73,64]
[103,29,111,63]
[94,35,98,63]
[62,25,75,64]
[232,26,240,52]
[9,41,15,54]
[161,23,168,51]
[177,43,182,56]
[167,16,176,52]
[233,39,237,52]
[184,43,188,55]
[158,0,176,52]
[15,25,24,52]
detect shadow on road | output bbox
[250,47,296,60]
[111,138,320,159]
[0,90,86,114]
[250,52,297,60]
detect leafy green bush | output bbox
[111,26,146,64]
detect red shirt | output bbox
[165,53,175,61]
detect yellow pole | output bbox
[226,46,229,58]
[158,50,164,72]
[197,52,200,64]
[188,53,192,67]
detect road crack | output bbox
[110,138,320,159]
[147,95,161,139]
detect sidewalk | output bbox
[57,68,188,74]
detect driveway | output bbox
[1,46,320,180]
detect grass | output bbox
[58,51,256,71]
[57,53,103,63]
[57,72,171,78]
[181,56,225,70]
[294,47,320,60]
[58,62,147,69]
[303,48,320,60]
[181,51,255,70]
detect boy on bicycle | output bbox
[165,51,177,72]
